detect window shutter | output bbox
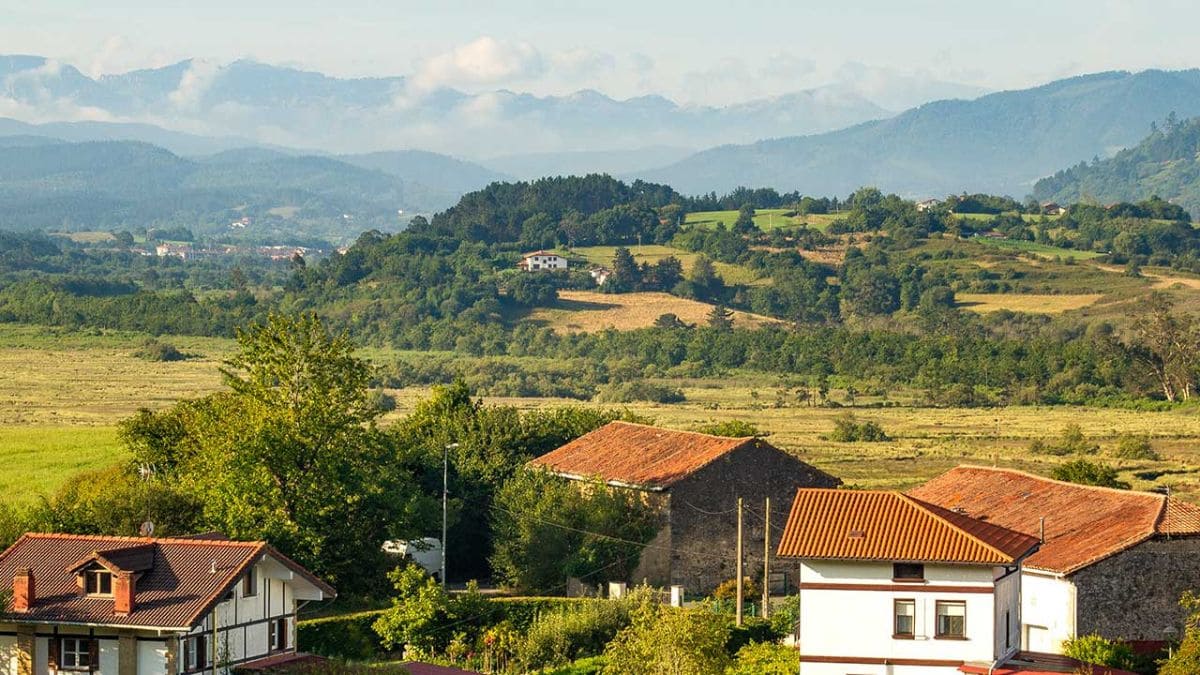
[280,618,288,650]
[88,639,99,672]
[48,638,60,670]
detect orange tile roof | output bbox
[776,488,1039,565]
[0,533,334,629]
[908,466,1200,575]
[528,421,761,489]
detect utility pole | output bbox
[735,497,744,627]
[443,442,459,588]
[762,496,770,619]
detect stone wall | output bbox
[665,441,839,594]
[1073,536,1200,641]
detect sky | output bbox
[4,0,1200,107]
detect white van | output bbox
[382,537,443,580]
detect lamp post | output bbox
[442,442,458,588]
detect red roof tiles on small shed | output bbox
[777,488,1039,564]
[528,421,758,489]
[909,466,1200,575]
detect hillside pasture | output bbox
[526,290,779,333]
[685,209,840,232]
[0,426,125,504]
[973,237,1101,260]
[570,244,763,285]
[956,293,1105,314]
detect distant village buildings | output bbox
[1040,202,1067,216]
[528,421,840,594]
[915,198,942,212]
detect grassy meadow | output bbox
[6,323,1200,506]
[570,244,764,285]
[527,290,778,332]
[685,209,841,231]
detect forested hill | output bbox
[637,70,1200,198]
[0,139,411,241]
[1033,115,1200,216]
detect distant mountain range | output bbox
[1033,115,1200,217]
[0,55,895,164]
[636,70,1200,198]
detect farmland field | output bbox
[685,209,840,232]
[973,237,1101,260]
[6,323,1200,506]
[527,290,778,332]
[956,292,1105,314]
[570,244,764,285]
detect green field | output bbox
[7,323,1200,506]
[571,244,764,285]
[973,237,1102,260]
[685,209,840,232]
[954,212,1062,223]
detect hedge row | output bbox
[298,597,595,660]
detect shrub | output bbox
[603,604,731,674]
[712,577,762,604]
[769,595,800,637]
[1113,434,1160,460]
[1063,634,1137,670]
[297,610,387,660]
[725,618,781,654]
[133,339,187,361]
[728,642,799,674]
[1031,424,1099,456]
[594,381,685,404]
[518,591,650,669]
[1051,459,1130,489]
[694,420,762,438]
[828,413,890,442]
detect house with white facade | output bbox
[0,532,335,675]
[777,488,1041,675]
[911,466,1200,653]
[518,251,569,272]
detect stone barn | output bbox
[909,466,1200,653]
[528,421,841,594]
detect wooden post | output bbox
[762,496,770,619]
[735,497,743,627]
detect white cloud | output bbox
[168,59,220,110]
[412,36,544,91]
[551,48,616,79]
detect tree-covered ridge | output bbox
[1034,115,1200,217]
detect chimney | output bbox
[12,568,34,612]
[113,571,135,616]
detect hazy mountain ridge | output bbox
[1033,115,1200,216]
[0,54,895,161]
[636,70,1200,198]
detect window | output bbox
[85,569,112,595]
[60,637,93,670]
[269,618,288,651]
[183,634,208,671]
[893,599,915,638]
[893,563,924,581]
[242,568,257,597]
[936,601,966,639]
[1005,610,1011,648]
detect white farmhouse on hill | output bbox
[519,251,568,271]
[778,488,1042,675]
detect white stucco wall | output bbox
[993,570,1021,660]
[1021,570,1075,653]
[797,561,1000,675]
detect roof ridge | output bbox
[901,493,1016,562]
[21,533,264,548]
[952,465,1165,502]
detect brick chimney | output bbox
[12,568,34,612]
[113,571,135,616]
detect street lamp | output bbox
[442,442,459,588]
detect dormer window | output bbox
[85,569,112,596]
[893,563,925,582]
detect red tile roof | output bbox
[909,466,1200,575]
[528,421,762,489]
[776,488,1040,565]
[0,533,334,629]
